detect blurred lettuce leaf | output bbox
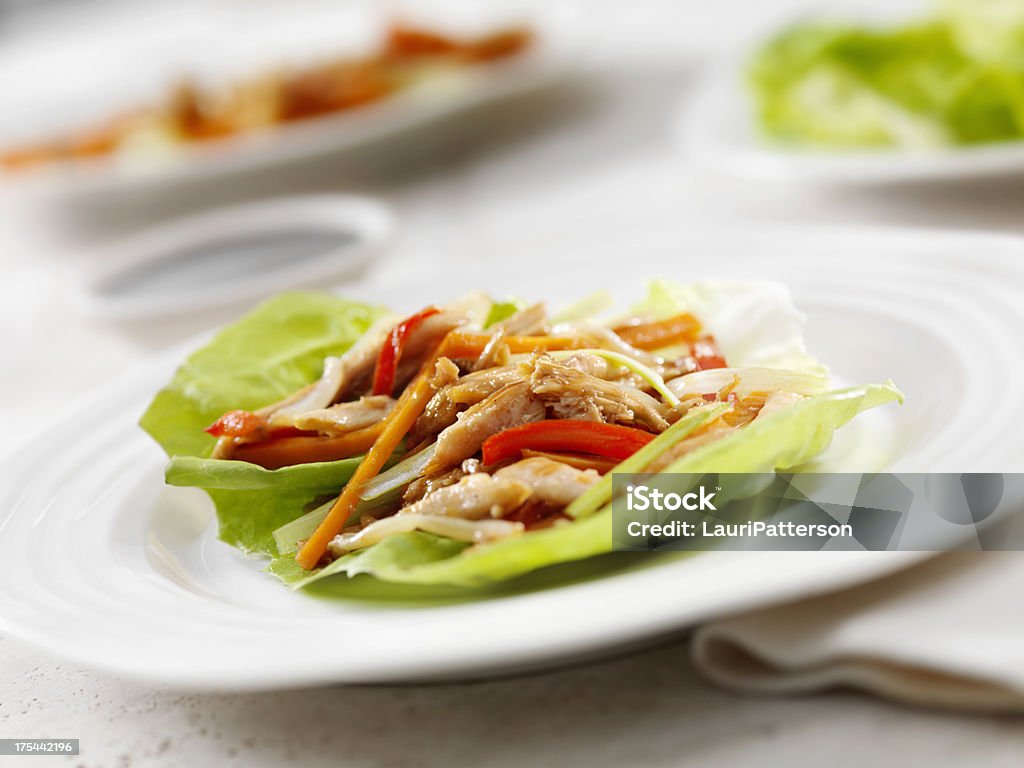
[749,11,1024,147]
[940,0,1024,71]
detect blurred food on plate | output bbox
[0,22,533,173]
[747,0,1024,149]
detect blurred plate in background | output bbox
[0,1,581,204]
[685,63,1024,185]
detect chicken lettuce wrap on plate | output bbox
[141,280,901,589]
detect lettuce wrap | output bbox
[141,281,901,590]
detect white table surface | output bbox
[3,0,1024,764]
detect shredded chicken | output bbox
[210,362,357,456]
[426,381,546,473]
[430,357,461,389]
[494,302,549,336]
[407,364,522,446]
[291,395,395,434]
[553,321,663,367]
[318,314,399,406]
[266,356,347,427]
[235,311,396,429]
[494,457,600,506]
[402,465,466,505]
[755,390,805,419]
[526,355,671,433]
[400,473,532,519]
[349,457,594,555]
[329,515,524,555]
[407,394,460,448]
[404,359,465,447]
[558,352,616,379]
[447,366,521,405]
[473,328,511,371]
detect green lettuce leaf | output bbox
[277,505,615,589]
[940,0,1024,71]
[141,292,385,553]
[272,531,470,588]
[747,15,1024,148]
[483,300,523,328]
[165,456,363,554]
[140,291,385,458]
[662,383,903,474]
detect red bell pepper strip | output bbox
[205,409,268,439]
[691,337,727,371]
[482,420,655,466]
[204,410,312,443]
[371,307,441,397]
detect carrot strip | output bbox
[615,312,702,350]
[466,27,533,62]
[441,331,586,358]
[232,424,384,470]
[386,24,461,57]
[295,371,439,569]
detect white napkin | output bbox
[691,552,1024,712]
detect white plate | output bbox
[3,6,579,204]
[1,225,1022,690]
[685,63,1024,185]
